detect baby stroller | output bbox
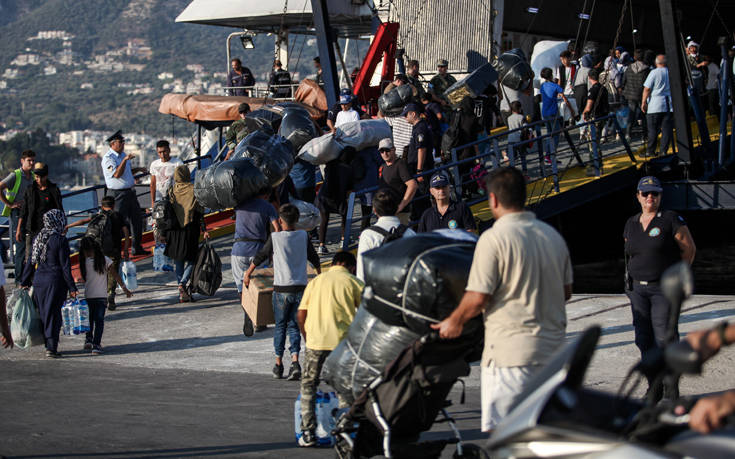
[332,328,485,459]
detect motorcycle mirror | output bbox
[665,340,703,375]
[661,262,694,343]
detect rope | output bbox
[582,0,598,48]
[573,0,590,55]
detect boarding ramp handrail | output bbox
[339,114,634,250]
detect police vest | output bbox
[1,169,33,217]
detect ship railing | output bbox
[340,113,633,249]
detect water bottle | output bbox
[77,299,90,334]
[62,301,74,335]
[153,244,162,271]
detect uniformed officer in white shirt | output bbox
[101,130,148,255]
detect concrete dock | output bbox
[1,238,734,458]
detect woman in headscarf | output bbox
[164,165,209,302]
[20,208,78,358]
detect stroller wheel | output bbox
[453,442,489,459]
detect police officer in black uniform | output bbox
[417,173,475,232]
[402,103,434,221]
[268,60,292,98]
[624,176,696,400]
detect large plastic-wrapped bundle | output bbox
[494,48,533,91]
[377,84,413,116]
[334,119,391,151]
[297,132,342,165]
[582,41,603,66]
[291,198,321,231]
[361,233,481,335]
[194,158,268,210]
[278,109,317,152]
[444,63,499,107]
[322,306,420,403]
[231,131,294,187]
[245,108,283,134]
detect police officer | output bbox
[101,130,148,255]
[429,59,457,105]
[269,60,292,98]
[402,102,434,220]
[417,173,475,232]
[623,176,696,400]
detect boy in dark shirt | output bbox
[243,204,321,381]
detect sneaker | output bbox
[286,361,302,381]
[107,297,116,311]
[317,245,329,256]
[83,341,93,350]
[272,362,284,379]
[242,314,254,337]
[92,345,103,355]
[298,430,317,447]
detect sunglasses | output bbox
[379,148,392,153]
[640,191,660,197]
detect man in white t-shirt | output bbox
[334,94,360,129]
[149,139,183,208]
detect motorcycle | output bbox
[484,262,735,458]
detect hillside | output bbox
[0,0,322,137]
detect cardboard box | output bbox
[241,266,318,326]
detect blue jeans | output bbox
[9,209,25,282]
[272,290,303,358]
[85,298,107,346]
[175,260,193,287]
[544,115,563,152]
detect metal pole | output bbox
[718,37,731,166]
[311,0,340,107]
[658,0,693,164]
[197,125,202,170]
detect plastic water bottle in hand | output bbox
[122,260,138,291]
[62,300,74,336]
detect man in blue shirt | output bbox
[232,188,280,336]
[101,131,147,255]
[227,58,255,96]
[540,67,575,151]
[641,54,674,157]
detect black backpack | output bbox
[85,211,115,256]
[152,197,176,232]
[191,240,222,296]
[366,224,408,247]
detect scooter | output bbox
[484,262,735,458]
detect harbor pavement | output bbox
[1,238,734,457]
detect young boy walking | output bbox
[296,251,363,447]
[244,203,321,380]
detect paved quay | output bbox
[1,239,734,458]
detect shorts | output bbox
[231,255,254,293]
[481,361,540,432]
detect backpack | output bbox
[85,211,116,256]
[191,240,222,296]
[152,197,176,232]
[366,224,408,247]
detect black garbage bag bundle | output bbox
[377,84,413,116]
[278,109,317,152]
[275,102,312,117]
[582,41,603,66]
[444,62,499,107]
[231,131,294,187]
[361,233,481,335]
[193,158,268,210]
[493,48,534,90]
[245,108,283,134]
[321,305,421,404]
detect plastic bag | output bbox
[278,110,317,152]
[192,240,222,297]
[616,105,630,129]
[121,260,138,291]
[297,133,342,165]
[361,233,482,335]
[294,390,340,446]
[291,199,321,231]
[377,84,414,116]
[232,131,294,187]
[10,289,44,349]
[494,48,533,91]
[334,119,392,151]
[194,158,270,210]
[153,243,174,272]
[322,306,420,404]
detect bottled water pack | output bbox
[62,299,90,335]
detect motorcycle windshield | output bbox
[488,326,601,447]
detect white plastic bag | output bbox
[297,133,342,165]
[121,260,138,291]
[294,390,340,446]
[334,119,392,151]
[291,199,321,231]
[10,289,44,349]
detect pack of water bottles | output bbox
[294,390,340,446]
[62,298,90,336]
[153,243,174,272]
